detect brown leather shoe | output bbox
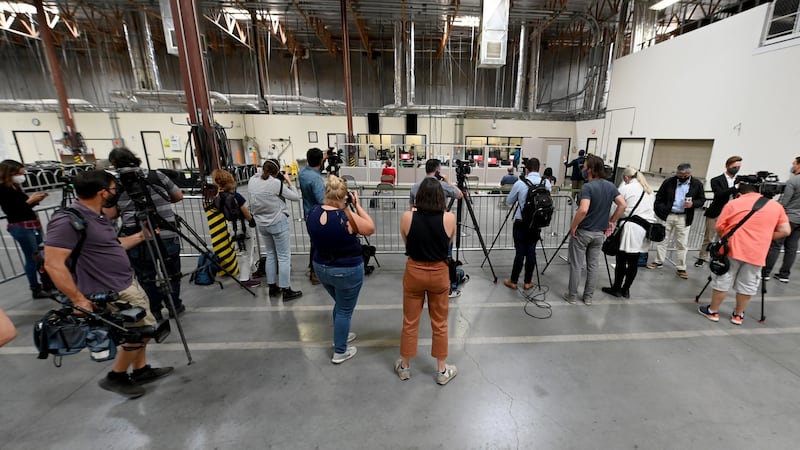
[523,283,535,290]
[503,279,517,290]
[310,271,320,285]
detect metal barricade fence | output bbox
[0,192,715,284]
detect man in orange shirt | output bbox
[698,181,790,325]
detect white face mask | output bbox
[12,175,26,185]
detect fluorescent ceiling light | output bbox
[650,0,680,10]
[452,15,480,28]
[0,1,57,14]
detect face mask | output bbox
[678,176,690,184]
[581,169,589,180]
[727,167,740,176]
[12,175,26,185]
[102,190,121,208]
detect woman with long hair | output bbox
[306,175,375,364]
[248,160,302,300]
[0,160,51,298]
[395,177,458,385]
[602,167,656,298]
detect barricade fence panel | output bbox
[0,190,726,283]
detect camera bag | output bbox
[33,308,90,366]
[602,192,645,256]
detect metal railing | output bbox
[0,189,718,284]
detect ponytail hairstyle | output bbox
[261,159,280,180]
[622,166,653,194]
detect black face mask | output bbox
[727,167,740,176]
[677,176,690,184]
[102,190,121,208]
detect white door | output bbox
[141,131,166,169]
[543,138,570,183]
[13,131,57,163]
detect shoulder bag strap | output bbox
[619,191,645,227]
[344,207,360,235]
[719,197,769,244]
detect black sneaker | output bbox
[99,372,145,398]
[31,287,52,299]
[774,273,790,283]
[601,287,621,297]
[130,365,174,385]
[168,304,186,318]
[282,288,303,301]
[694,259,706,268]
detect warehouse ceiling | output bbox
[1,0,752,54]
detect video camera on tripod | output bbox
[116,166,154,208]
[326,147,344,176]
[34,291,171,366]
[454,159,471,179]
[735,171,786,198]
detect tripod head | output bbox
[454,160,471,192]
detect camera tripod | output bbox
[449,171,497,283]
[482,202,549,287]
[541,232,613,286]
[694,273,768,323]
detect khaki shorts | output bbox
[711,257,761,296]
[111,281,157,328]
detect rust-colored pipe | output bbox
[340,0,354,144]
[170,0,219,175]
[34,0,81,155]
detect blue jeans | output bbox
[8,225,44,289]
[258,219,292,288]
[313,262,364,353]
[127,236,183,312]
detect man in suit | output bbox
[647,163,707,279]
[696,156,742,267]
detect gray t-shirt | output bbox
[779,174,800,224]
[117,170,181,238]
[579,179,620,232]
[409,176,461,207]
[45,201,133,295]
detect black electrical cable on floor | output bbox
[518,285,553,319]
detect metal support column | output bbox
[34,0,82,157]
[170,0,219,176]
[340,0,355,143]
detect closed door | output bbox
[543,138,570,183]
[140,131,164,170]
[13,131,57,163]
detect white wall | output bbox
[602,4,800,183]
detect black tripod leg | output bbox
[759,276,767,323]
[462,193,498,282]
[138,216,193,364]
[542,234,570,274]
[604,253,612,286]
[482,203,517,268]
[694,275,713,303]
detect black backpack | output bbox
[213,191,241,222]
[520,177,554,230]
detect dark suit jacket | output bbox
[704,173,736,218]
[654,176,706,226]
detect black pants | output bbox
[510,221,539,284]
[127,236,183,312]
[613,251,641,290]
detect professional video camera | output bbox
[116,166,151,206]
[735,171,786,198]
[454,159,471,178]
[34,291,171,366]
[326,147,343,176]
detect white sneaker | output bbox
[331,332,357,347]
[394,359,411,380]
[436,364,458,385]
[331,346,357,364]
[448,289,461,299]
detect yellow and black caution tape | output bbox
[204,204,239,277]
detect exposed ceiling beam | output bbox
[292,0,337,55]
[346,0,372,59]
[437,0,460,59]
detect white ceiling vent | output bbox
[479,0,509,68]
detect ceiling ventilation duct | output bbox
[478,0,509,68]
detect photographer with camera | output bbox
[698,178,789,325]
[299,148,326,284]
[763,157,800,283]
[408,159,462,209]
[248,159,302,300]
[44,170,173,398]
[108,148,185,320]
[306,176,375,364]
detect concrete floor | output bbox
[2,250,800,449]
